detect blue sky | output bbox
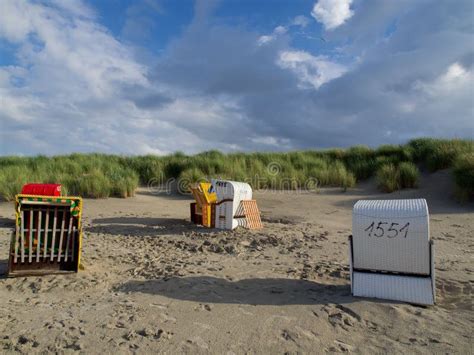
[0,0,473,155]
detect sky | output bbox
[0,0,473,156]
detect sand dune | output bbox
[0,172,472,353]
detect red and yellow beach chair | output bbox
[8,185,83,277]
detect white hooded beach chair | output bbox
[349,199,435,305]
[211,179,262,230]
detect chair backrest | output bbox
[190,182,217,208]
[190,185,205,208]
[211,179,252,215]
[211,180,253,230]
[199,182,217,204]
[352,199,430,275]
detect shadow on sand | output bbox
[0,217,15,228]
[135,189,193,201]
[86,217,214,237]
[0,259,9,278]
[117,276,354,305]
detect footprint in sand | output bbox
[194,303,212,312]
[437,279,472,310]
[323,304,364,331]
[281,329,299,343]
[185,336,209,350]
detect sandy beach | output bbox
[0,170,472,354]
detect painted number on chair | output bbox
[364,221,410,238]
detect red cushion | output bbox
[21,183,62,196]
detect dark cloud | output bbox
[155,27,295,95]
[147,0,474,150]
[122,85,175,110]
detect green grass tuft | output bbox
[408,138,474,171]
[399,162,419,188]
[453,153,474,201]
[376,164,400,193]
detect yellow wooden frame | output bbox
[190,182,216,227]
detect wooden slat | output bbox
[28,210,33,263]
[14,217,19,263]
[71,226,76,262]
[36,210,42,262]
[20,201,69,207]
[65,217,73,262]
[50,208,58,261]
[20,210,25,263]
[43,209,50,258]
[57,210,66,261]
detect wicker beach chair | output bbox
[349,199,435,305]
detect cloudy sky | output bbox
[0,0,473,155]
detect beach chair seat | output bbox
[349,198,435,305]
[8,194,83,277]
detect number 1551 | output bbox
[364,221,410,238]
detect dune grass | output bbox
[376,162,420,193]
[0,154,139,200]
[0,138,472,200]
[376,164,400,193]
[398,162,420,189]
[453,153,474,201]
[408,138,474,171]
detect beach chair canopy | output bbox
[211,179,261,230]
[352,199,430,275]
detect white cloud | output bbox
[250,136,291,148]
[257,25,287,46]
[292,15,310,28]
[277,50,347,89]
[0,0,33,42]
[273,25,287,35]
[0,0,147,98]
[414,62,473,96]
[257,35,274,46]
[311,0,354,30]
[49,0,96,19]
[0,0,161,154]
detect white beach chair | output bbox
[211,179,262,230]
[349,199,435,305]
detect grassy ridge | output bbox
[0,138,472,201]
[0,154,138,200]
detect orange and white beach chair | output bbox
[212,179,263,230]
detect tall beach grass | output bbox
[0,138,472,200]
[453,153,474,201]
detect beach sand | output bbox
[0,170,472,354]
